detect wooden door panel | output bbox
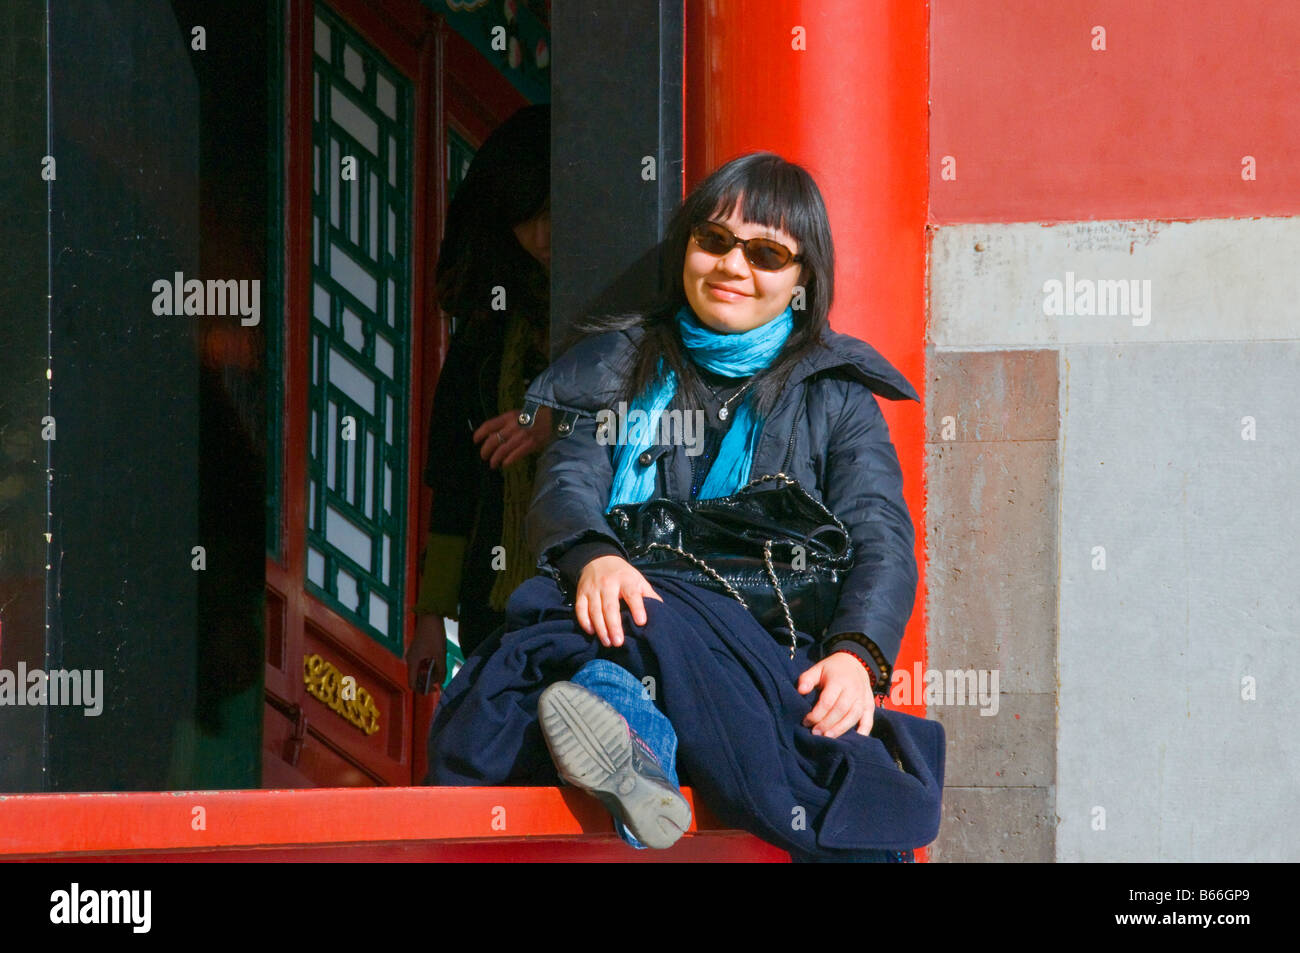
[266,0,435,788]
[266,0,529,788]
[301,620,408,768]
[264,702,383,787]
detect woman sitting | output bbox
[424,152,943,862]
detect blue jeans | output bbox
[570,658,679,849]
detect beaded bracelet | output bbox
[830,633,892,693]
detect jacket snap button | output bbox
[638,450,653,466]
[518,412,532,426]
[557,421,571,434]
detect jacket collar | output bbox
[605,323,920,404]
[795,330,920,402]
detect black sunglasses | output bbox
[690,221,803,271]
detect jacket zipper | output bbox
[780,388,807,473]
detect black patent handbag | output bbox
[604,472,854,657]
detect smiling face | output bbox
[682,202,805,334]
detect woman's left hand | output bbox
[473,406,554,469]
[797,652,875,739]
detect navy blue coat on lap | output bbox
[426,571,944,855]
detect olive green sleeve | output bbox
[413,532,467,618]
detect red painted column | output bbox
[684,0,930,717]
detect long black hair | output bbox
[434,103,550,324]
[560,151,835,418]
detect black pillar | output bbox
[0,0,268,792]
[550,0,683,356]
[0,0,50,791]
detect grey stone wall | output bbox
[926,218,1300,862]
[925,348,1059,862]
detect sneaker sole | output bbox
[538,681,692,850]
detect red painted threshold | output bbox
[0,787,790,862]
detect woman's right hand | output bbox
[574,555,663,648]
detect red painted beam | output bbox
[12,836,784,863]
[0,788,788,862]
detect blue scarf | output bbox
[606,303,794,510]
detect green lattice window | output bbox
[306,4,411,654]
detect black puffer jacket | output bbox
[517,322,921,689]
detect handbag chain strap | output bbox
[644,540,799,659]
[739,472,851,543]
[639,472,836,660]
[762,537,799,659]
[642,542,751,610]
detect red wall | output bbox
[930,0,1300,223]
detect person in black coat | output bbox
[425,152,943,859]
[406,104,553,690]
